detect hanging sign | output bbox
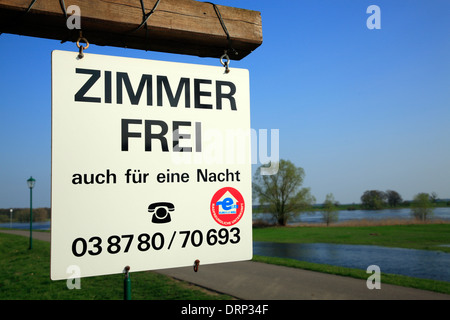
[50,50,252,280]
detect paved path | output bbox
[0,229,51,242]
[157,262,450,300]
[2,229,449,300]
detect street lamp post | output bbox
[27,176,36,250]
[10,208,13,229]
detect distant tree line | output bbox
[360,190,403,210]
[360,190,439,221]
[0,208,51,223]
[252,158,444,226]
[360,190,443,210]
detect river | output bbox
[0,221,51,230]
[253,241,450,282]
[253,207,450,225]
[252,208,450,282]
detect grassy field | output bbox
[0,232,232,300]
[253,222,450,253]
[253,222,450,294]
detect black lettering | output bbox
[194,79,212,109]
[229,169,240,181]
[75,71,240,112]
[72,173,82,184]
[105,169,117,184]
[156,172,165,183]
[74,68,101,103]
[196,169,241,182]
[157,76,190,108]
[197,169,207,182]
[117,73,152,105]
[173,121,192,152]
[121,119,142,151]
[71,170,116,184]
[145,120,169,152]
[216,81,237,110]
[84,174,94,184]
[104,71,112,103]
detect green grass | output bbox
[0,233,232,300]
[252,223,450,294]
[253,223,450,253]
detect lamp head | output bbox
[27,176,36,189]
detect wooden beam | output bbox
[0,0,262,60]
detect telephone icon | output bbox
[148,202,174,224]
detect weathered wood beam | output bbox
[0,0,262,60]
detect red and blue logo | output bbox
[210,187,245,226]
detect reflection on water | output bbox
[0,221,50,230]
[253,242,450,282]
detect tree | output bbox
[321,193,339,226]
[430,192,438,203]
[386,190,403,207]
[411,192,434,221]
[253,159,315,226]
[361,190,387,210]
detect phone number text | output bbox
[71,228,241,257]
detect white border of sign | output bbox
[51,50,252,280]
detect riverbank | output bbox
[253,223,450,253]
[253,207,450,226]
[290,218,450,228]
[252,223,450,294]
[253,201,450,213]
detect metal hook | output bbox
[124,265,131,278]
[123,266,131,300]
[193,259,200,272]
[220,51,230,73]
[76,31,89,59]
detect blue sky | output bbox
[1,0,449,207]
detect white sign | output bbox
[51,50,252,280]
